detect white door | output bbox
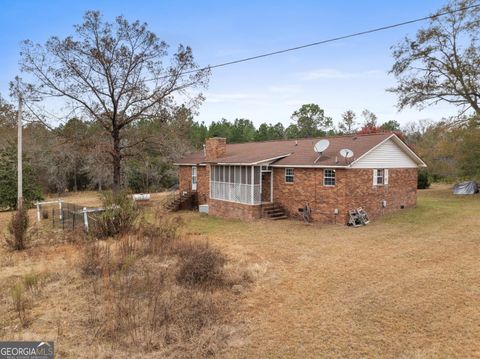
[191,166,197,191]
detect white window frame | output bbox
[191,166,197,191]
[285,168,294,183]
[323,169,336,186]
[373,169,389,186]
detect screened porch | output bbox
[210,165,265,205]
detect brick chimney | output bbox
[205,137,227,161]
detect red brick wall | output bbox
[343,168,418,221]
[180,164,417,223]
[197,166,209,205]
[178,165,209,205]
[272,167,347,223]
[272,167,418,224]
[261,172,272,202]
[178,166,192,193]
[205,138,226,161]
[209,198,262,220]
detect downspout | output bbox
[270,169,273,203]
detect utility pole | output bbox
[17,93,23,209]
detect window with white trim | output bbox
[285,168,294,183]
[373,169,389,185]
[323,169,336,186]
[191,166,197,184]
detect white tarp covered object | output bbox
[452,181,479,195]
[132,193,151,201]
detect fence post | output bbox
[36,202,41,221]
[83,207,89,232]
[52,208,55,227]
[72,209,76,230]
[59,200,63,220]
[62,209,65,230]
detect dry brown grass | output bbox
[0,185,479,358]
[0,197,249,358]
[181,184,480,358]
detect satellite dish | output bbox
[339,148,354,158]
[313,139,330,164]
[314,139,330,153]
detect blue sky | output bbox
[0,0,458,128]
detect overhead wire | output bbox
[30,2,480,99]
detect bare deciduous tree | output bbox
[389,0,480,122]
[20,10,210,190]
[339,110,357,134]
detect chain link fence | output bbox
[50,202,104,232]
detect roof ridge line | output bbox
[225,131,393,146]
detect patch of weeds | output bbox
[11,282,28,327]
[140,216,183,256]
[23,272,40,292]
[175,241,227,289]
[81,242,112,277]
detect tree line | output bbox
[0,97,196,205]
[189,106,402,148]
[0,0,479,209]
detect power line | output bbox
[36,2,480,95]
[145,2,480,81]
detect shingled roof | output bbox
[176,133,418,167]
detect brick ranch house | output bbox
[175,133,426,223]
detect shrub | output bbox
[91,191,138,239]
[5,206,29,250]
[176,242,227,288]
[418,170,431,189]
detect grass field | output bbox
[1,185,479,358]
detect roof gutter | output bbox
[271,164,348,168]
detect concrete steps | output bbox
[262,203,288,220]
[165,192,195,212]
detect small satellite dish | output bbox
[339,148,354,158]
[313,139,330,164]
[314,139,330,153]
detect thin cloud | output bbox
[297,68,384,80]
[205,92,257,103]
[268,85,302,95]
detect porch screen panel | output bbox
[253,166,261,203]
[210,165,260,204]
